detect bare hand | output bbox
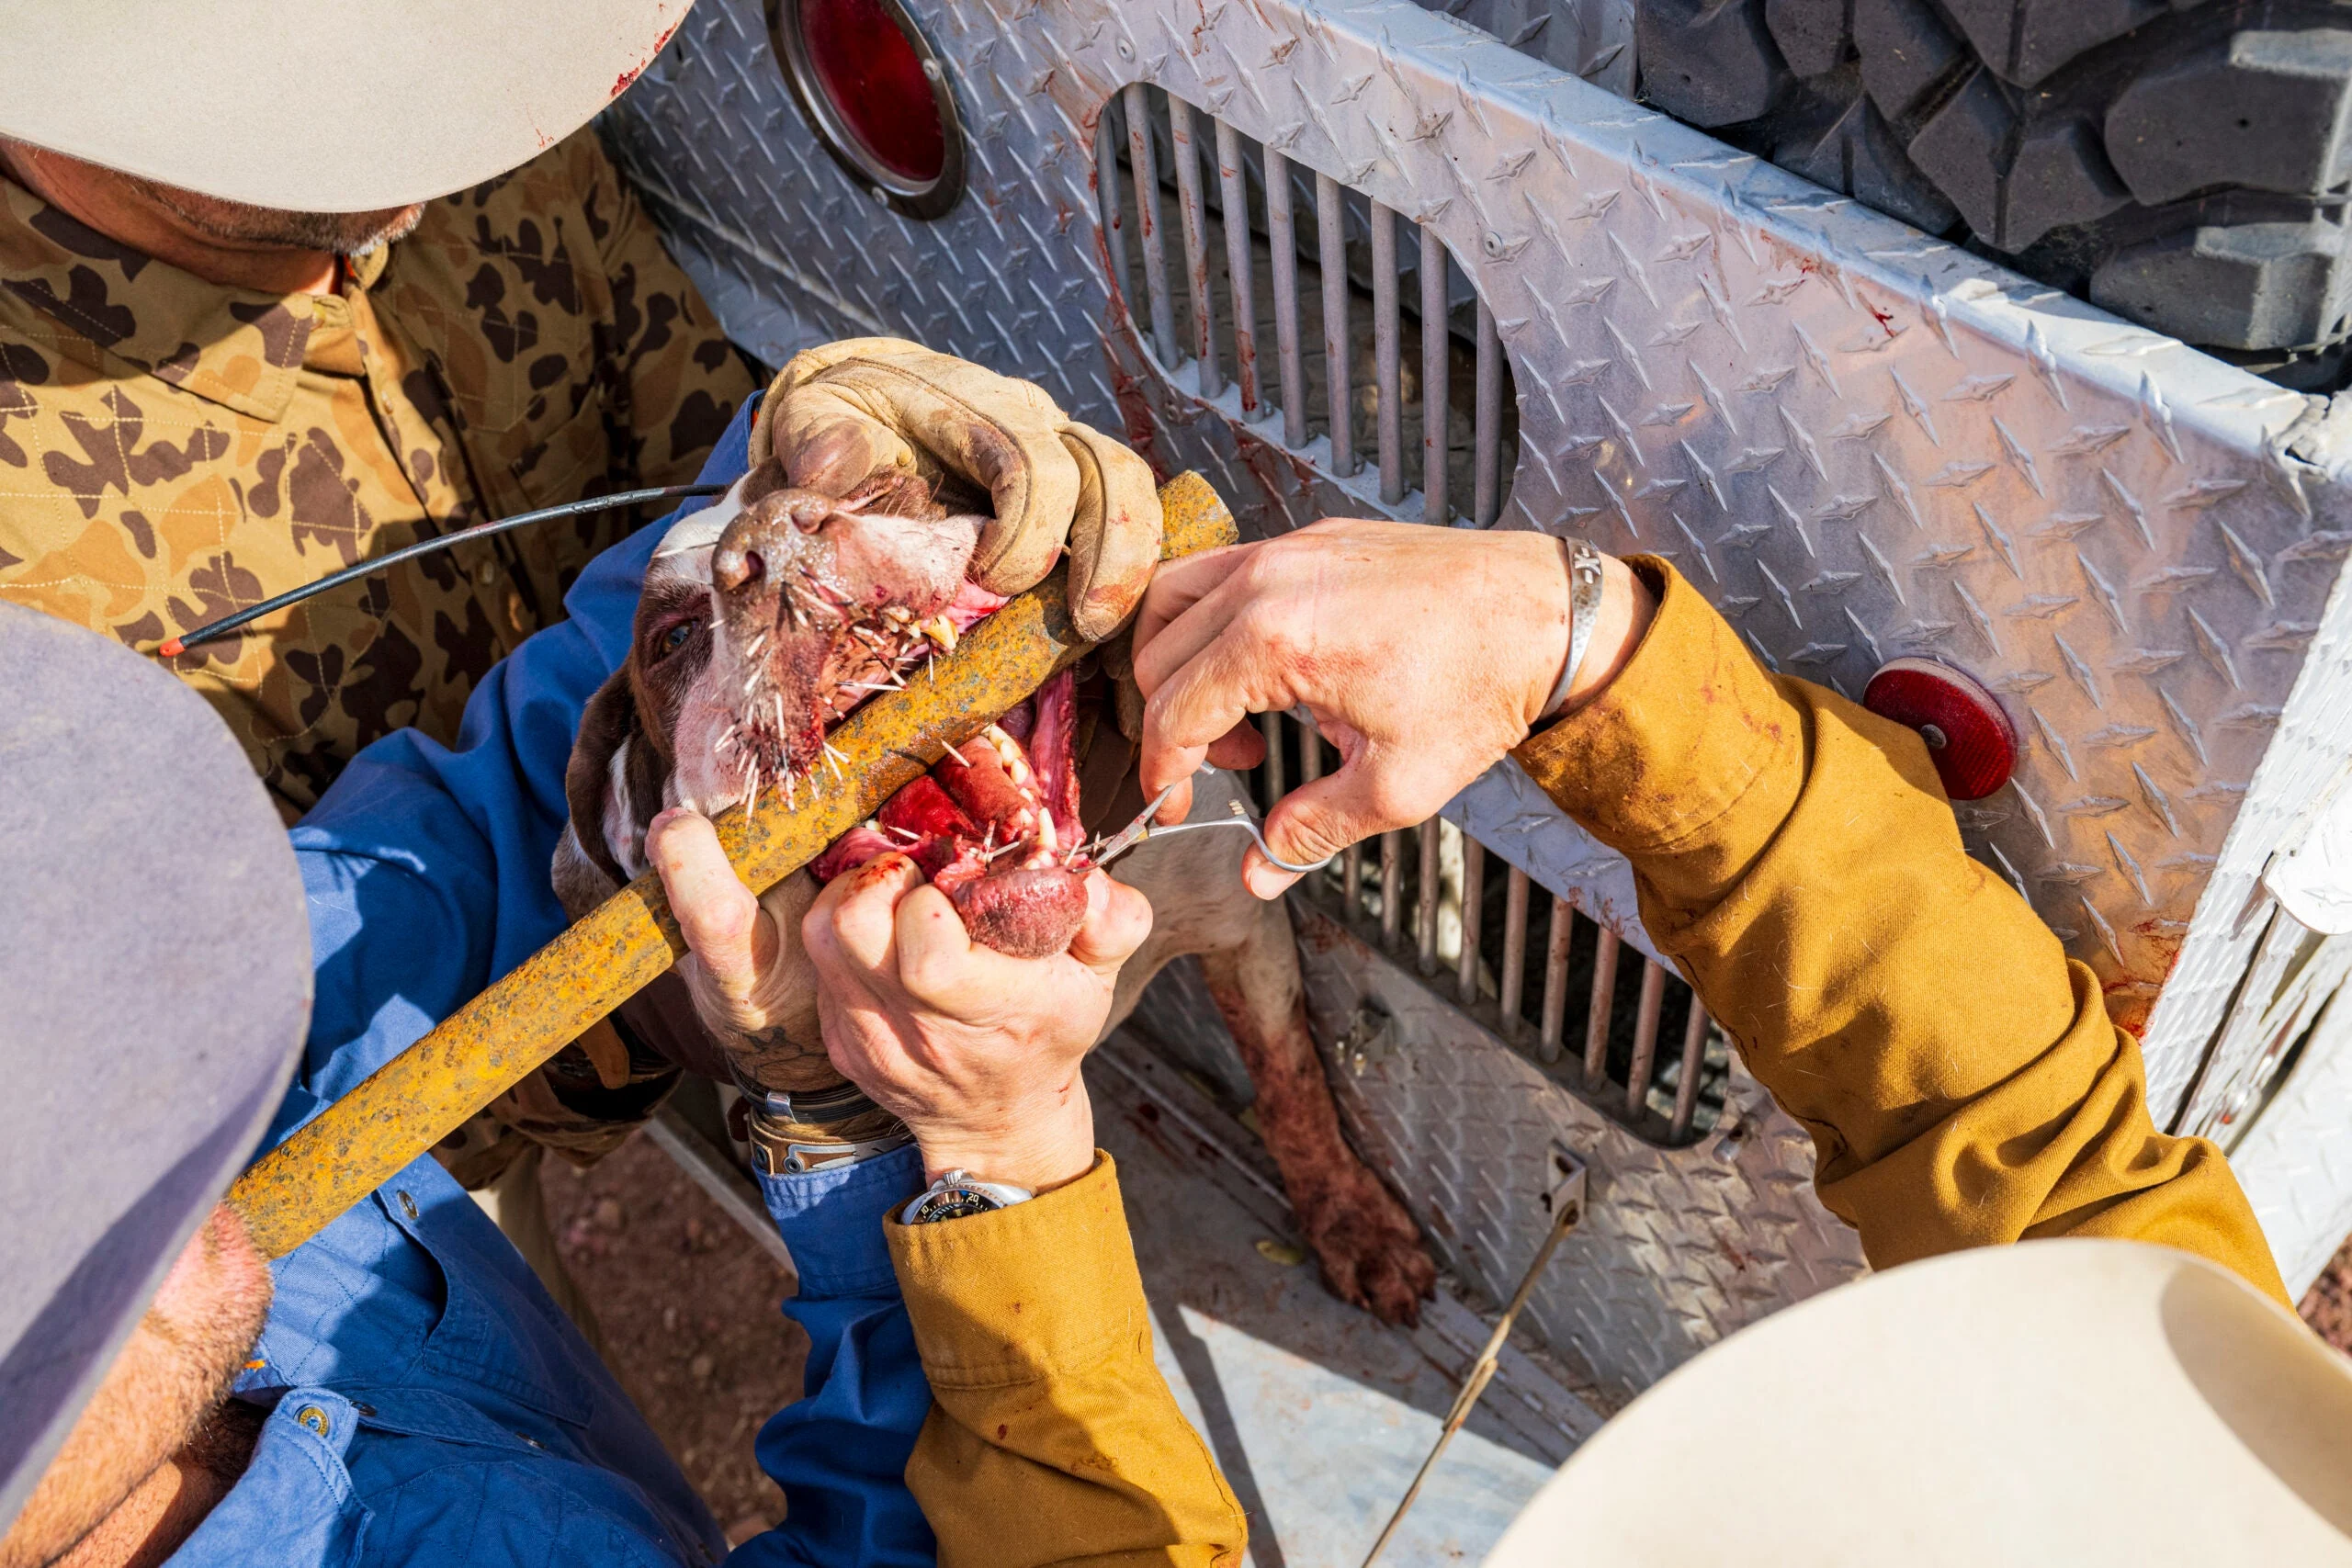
[1133,518,1654,898]
[800,855,1153,1193]
[644,808,834,1093]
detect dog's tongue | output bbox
[811,668,1091,959]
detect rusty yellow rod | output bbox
[230,472,1238,1258]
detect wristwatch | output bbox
[741,1080,914,1177]
[900,1168,1034,1224]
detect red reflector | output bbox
[801,0,945,184]
[1860,658,2018,801]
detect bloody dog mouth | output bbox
[701,471,1092,959]
[811,669,1092,959]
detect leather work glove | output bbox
[752,337,1162,642]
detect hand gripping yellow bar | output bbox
[229,473,1238,1258]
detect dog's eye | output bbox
[658,622,692,655]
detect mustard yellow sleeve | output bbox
[885,1154,1247,1568]
[1511,558,2290,1304]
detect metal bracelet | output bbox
[1539,537,1607,721]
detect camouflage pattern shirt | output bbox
[0,130,755,817]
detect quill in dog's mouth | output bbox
[684,472,1094,957]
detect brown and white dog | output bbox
[551,465,1437,1324]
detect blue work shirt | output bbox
[199,398,939,1565]
[177,1127,927,1567]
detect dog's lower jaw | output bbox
[934,862,1091,960]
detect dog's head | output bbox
[554,462,997,904]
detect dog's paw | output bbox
[1291,1162,1439,1328]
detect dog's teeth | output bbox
[1035,813,1057,854]
[922,615,958,654]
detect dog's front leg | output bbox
[1199,896,1438,1326]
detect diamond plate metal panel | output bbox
[2180,913,2335,1140]
[2229,953,2352,1297]
[1442,754,1659,964]
[1290,903,1865,1400]
[603,0,2352,1380]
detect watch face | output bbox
[913,1186,1001,1224]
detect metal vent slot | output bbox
[1096,84,1517,526]
[1097,82,1715,1145]
[1249,711,1731,1146]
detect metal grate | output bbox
[1096,84,1516,526]
[1247,711,1732,1146]
[1097,81,1720,1145]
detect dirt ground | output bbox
[545,1121,2352,1544]
[2301,1233,2352,1352]
[541,1134,806,1545]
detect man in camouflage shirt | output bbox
[0,124,757,1323]
[0,129,754,815]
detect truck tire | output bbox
[1633,0,2352,385]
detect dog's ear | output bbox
[552,821,619,921]
[563,667,641,891]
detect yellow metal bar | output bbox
[231,473,1238,1258]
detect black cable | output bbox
[156,483,729,657]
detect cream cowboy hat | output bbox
[1485,1239,2352,1566]
[0,0,695,210]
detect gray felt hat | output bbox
[0,604,311,1536]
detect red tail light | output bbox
[1861,658,2018,801]
[803,0,942,182]
[770,0,965,219]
